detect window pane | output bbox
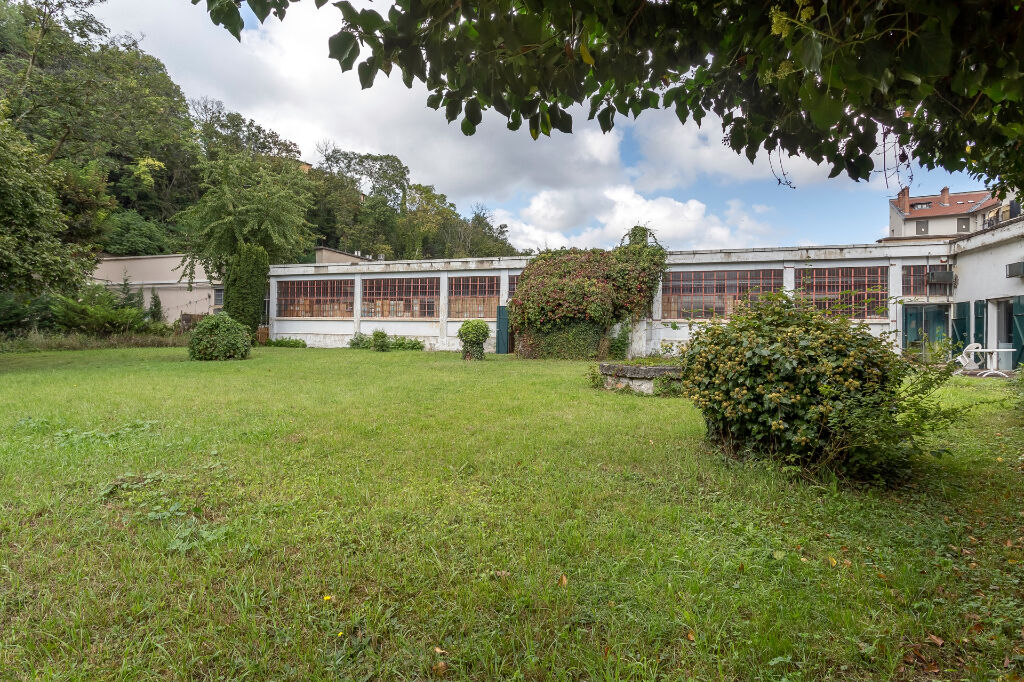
[661,269,784,319]
[796,267,889,318]
[276,279,355,317]
[362,277,440,318]
[449,276,499,319]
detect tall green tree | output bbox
[178,152,315,280]
[222,242,268,334]
[196,0,1024,194]
[0,117,87,293]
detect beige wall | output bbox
[92,254,219,322]
[314,247,368,264]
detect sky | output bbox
[95,0,985,252]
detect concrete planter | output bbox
[598,363,684,395]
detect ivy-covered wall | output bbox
[508,226,666,359]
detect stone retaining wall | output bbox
[598,363,684,395]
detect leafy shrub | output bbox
[0,290,57,333]
[389,336,425,350]
[457,319,490,360]
[349,331,424,351]
[1,331,189,353]
[265,337,306,348]
[680,293,955,483]
[508,226,665,359]
[147,289,164,323]
[1011,371,1024,409]
[607,322,631,360]
[348,332,371,349]
[370,329,390,352]
[223,243,269,334]
[188,313,251,361]
[51,285,159,336]
[516,321,605,360]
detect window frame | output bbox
[448,275,500,320]
[915,220,929,235]
[361,276,440,319]
[660,269,784,320]
[276,279,355,318]
[796,266,890,319]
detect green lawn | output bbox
[1,348,1022,680]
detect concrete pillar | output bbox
[268,278,278,339]
[352,275,362,335]
[652,278,663,320]
[438,272,449,348]
[888,261,902,348]
[783,264,797,293]
[499,270,510,305]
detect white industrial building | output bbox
[268,218,1024,370]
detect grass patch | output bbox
[0,348,1022,679]
[0,331,189,353]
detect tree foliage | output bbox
[198,0,1024,193]
[223,242,269,334]
[0,117,87,293]
[0,0,523,312]
[178,153,315,280]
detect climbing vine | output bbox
[509,226,665,358]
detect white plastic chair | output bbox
[955,342,982,372]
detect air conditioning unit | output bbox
[927,270,955,284]
[1007,261,1024,278]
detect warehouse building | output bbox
[268,219,1024,369]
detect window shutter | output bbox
[974,300,986,346]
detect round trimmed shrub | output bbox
[680,293,953,482]
[370,329,390,352]
[457,319,490,360]
[188,313,251,361]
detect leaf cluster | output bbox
[680,293,955,482]
[508,226,665,334]
[187,312,251,361]
[457,319,490,360]
[204,0,1024,193]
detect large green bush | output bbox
[51,285,157,336]
[680,293,954,482]
[188,313,251,361]
[457,319,490,360]
[516,321,605,360]
[370,329,390,352]
[509,226,665,359]
[223,243,269,335]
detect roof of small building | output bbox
[891,189,998,219]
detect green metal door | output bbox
[952,302,970,352]
[903,305,923,352]
[496,305,509,354]
[1013,296,1024,369]
[974,300,987,347]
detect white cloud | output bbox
[495,186,774,251]
[93,0,857,252]
[625,109,834,192]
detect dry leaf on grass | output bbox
[558,574,568,587]
[927,634,945,647]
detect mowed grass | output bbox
[0,349,1022,681]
